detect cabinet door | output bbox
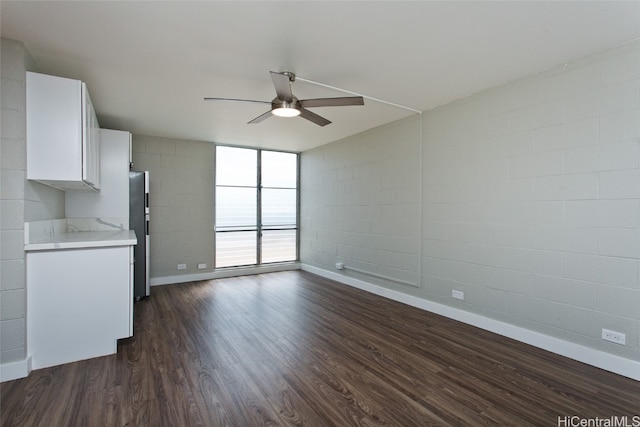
[82,84,101,189]
[26,72,83,182]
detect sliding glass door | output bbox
[261,151,298,263]
[215,146,298,268]
[215,146,258,267]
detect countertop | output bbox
[25,230,137,251]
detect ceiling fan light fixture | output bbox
[271,98,300,118]
[272,106,301,117]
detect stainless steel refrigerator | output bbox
[129,171,150,300]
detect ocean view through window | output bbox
[215,146,298,268]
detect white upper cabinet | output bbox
[26,72,101,191]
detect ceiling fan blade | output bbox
[247,110,273,124]
[298,108,331,127]
[204,97,270,104]
[270,71,294,102]
[299,96,365,108]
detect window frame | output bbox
[214,144,300,269]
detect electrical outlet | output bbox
[198,263,207,269]
[177,263,187,270]
[452,290,464,300]
[602,329,626,345]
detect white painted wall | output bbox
[301,40,640,373]
[301,116,422,287]
[131,135,214,279]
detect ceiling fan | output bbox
[204,71,364,127]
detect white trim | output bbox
[150,262,301,286]
[1,356,32,382]
[301,263,640,381]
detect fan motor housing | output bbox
[272,97,299,109]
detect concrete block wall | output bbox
[131,135,214,280]
[1,38,64,375]
[301,116,422,286]
[0,39,28,366]
[301,40,640,365]
[421,40,640,360]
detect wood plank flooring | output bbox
[2,270,638,426]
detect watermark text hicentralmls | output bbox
[558,416,640,427]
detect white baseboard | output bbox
[150,262,301,286]
[1,356,31,382]
[301,263,640,381]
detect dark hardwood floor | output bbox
[2,271,638,426]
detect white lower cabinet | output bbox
[27,245,134,369]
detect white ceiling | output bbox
[2,1,639,152]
